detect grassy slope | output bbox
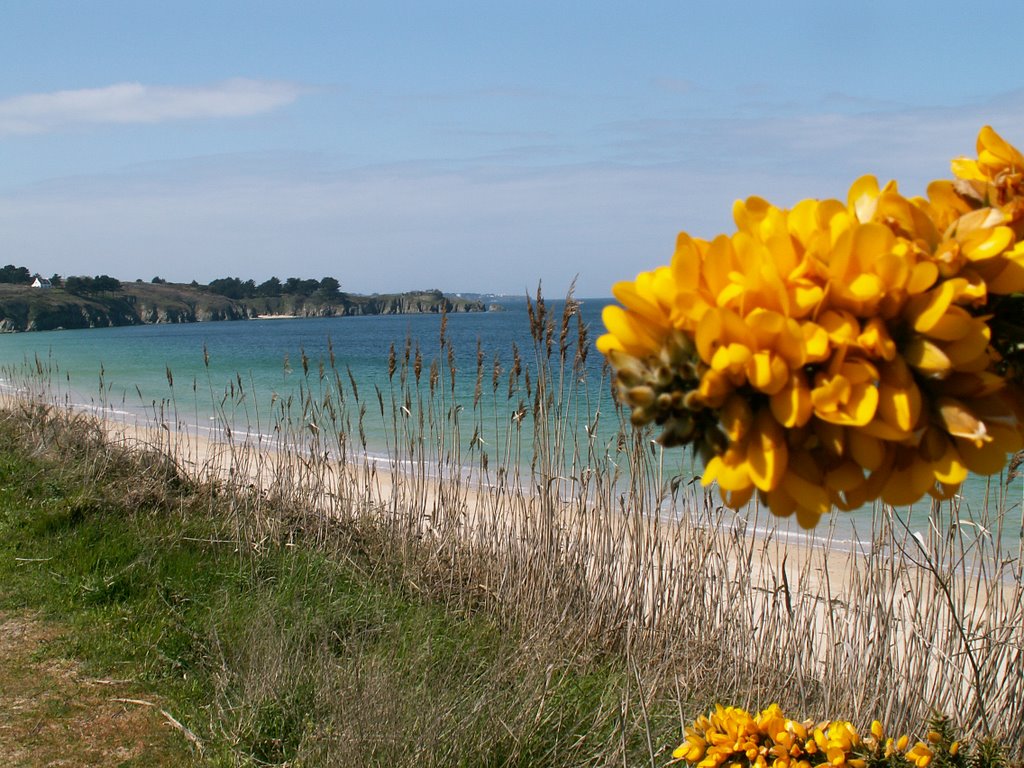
[0,408,677,766]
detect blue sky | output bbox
[2,1,1024,296]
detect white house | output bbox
[31,277,52,289]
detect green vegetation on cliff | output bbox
[0,280,486,332]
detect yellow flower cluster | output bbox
[671,704,936,768]
[599,126,1024,527]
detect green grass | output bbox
[0,409,679,766]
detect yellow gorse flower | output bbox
[600,126,1024,527]
[671,705,934,768]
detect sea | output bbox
[1,295,1021,550]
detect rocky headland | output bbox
[0,283,486,332]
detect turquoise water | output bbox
[0,297,632,475]
[1,297,1021,548]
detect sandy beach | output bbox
[7,388,1021,736]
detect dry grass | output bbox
[0,611,191,766]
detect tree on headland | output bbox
[0,264,32,284]
[283,277,320,297]
[317,276,341,298]
[208,277,258,300]
[64,275,123,294]
[64,276,87,293]
[256,277,282,297]
[49,274,63,287]
[199,275,344,301]
[93,275,122,292]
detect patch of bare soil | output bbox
[0,611,196,767]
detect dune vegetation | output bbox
[1,286,1022,767]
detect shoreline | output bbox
[5,378,1017,580]
[3,385,1023,738]
[56,395,920,595]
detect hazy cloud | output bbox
[595,89,1024,196]
[0,160,744,295]
[7,89,1024,295]
[0,79,306,136]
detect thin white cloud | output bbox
[0,79,305,136]
[0,161,728,295]
[596,90,1024,198]
[6,89,1024,295]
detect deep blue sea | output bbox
[1,296,1021,548]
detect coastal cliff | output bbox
[247,289,486,318]
[0,284,485,332]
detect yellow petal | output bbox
[933,442,968,485]
[906,260,939,294]
[950,157,987,182]
[721,485,755,510]
[943,326,991,371]
[929,481,961,501]
[746,351,789,395]
[852,222,896,267]
[978,125,1024,170]
[671,232,703,286]
[781,470,831,519]
[711,342,752,374]
[848,430,885,472]
[825,461,865,493]
[907,281,957,334]
[849,273,883,301]
[877,373,921,433]
[818,310,859,345]
[720,394,753,442]
[765,232,799,276]
[860,417,914,442]
[733,195,772,233]
[747,410,788,492]
[936,397,990,446]
[602,305,660,357]
[697,369,732,408]
[696,308,751,365]
[802,322,831,363]
[904,337,952,377]
[596,333,624,354]
[814,379,879,426]
[857,317,896,360]
[924,306,975,341]
[702,235,734,299]
[612,280,664,323]
[795,506,823,529]
[791,283,825,317]
[955,438,1007,475]
[847,175,881,222]
[812,373,851,414]
[960,226,1014,261]
[770,372,813,428]
[881,458,934,507]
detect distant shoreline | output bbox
[0,283,488,333]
